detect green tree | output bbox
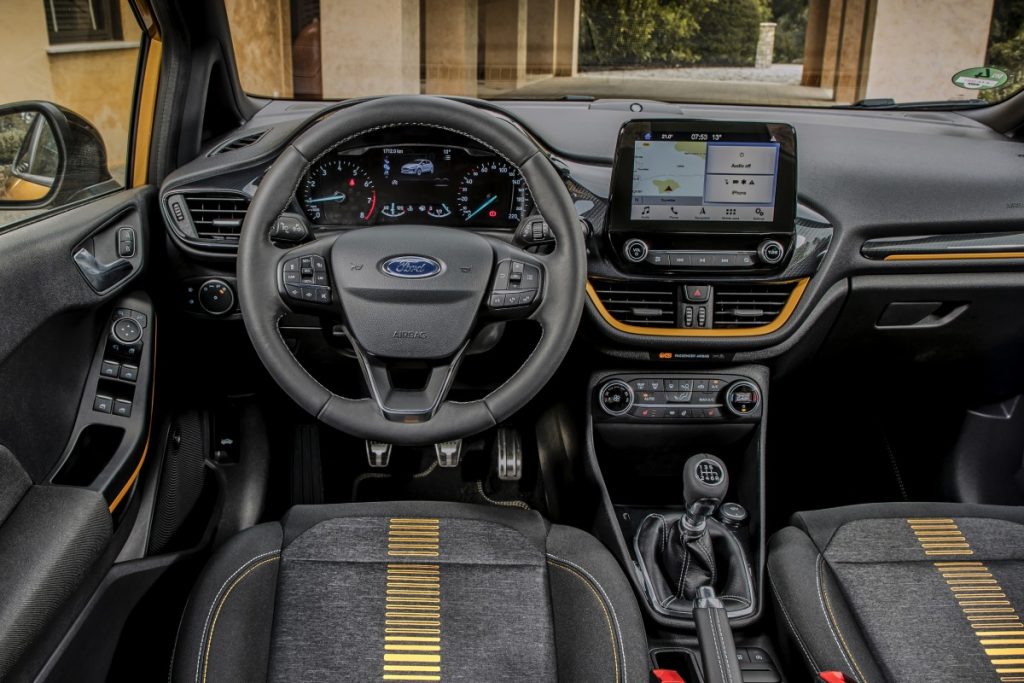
[579,0,715,68]
[771,0,807,64]
[691,0,770,66]
[985,1,1024,102]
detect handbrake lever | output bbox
[694,586,744,683]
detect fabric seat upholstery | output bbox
[172,501,648,683]
[768,502,1024,683]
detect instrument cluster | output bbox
[298,144,534,229]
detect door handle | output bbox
[73,246,133,293]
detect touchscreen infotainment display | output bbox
[631,135,779,222]
[610,120,797,235]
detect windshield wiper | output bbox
[840,97,986,110]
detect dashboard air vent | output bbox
[712,283,796,329]
[592,281,676,328]
[208,131,266,156]
[183,193,249,242]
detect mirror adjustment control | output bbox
[111,316,142,344]
[623,239,648,263]
[599,379,634,416]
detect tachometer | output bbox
[456,161,533,226]
[300,159,377,224]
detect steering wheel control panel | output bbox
[281,254,334,305]
[487,257,542,310]
[594,373,762,423]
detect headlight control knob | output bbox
[599,380,634,416]
[199,279,235,316]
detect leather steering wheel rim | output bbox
[237,96,586,445]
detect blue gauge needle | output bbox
[465,194,498,221]
[309,193,347,204]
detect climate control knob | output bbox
[724,381,761,417]
[623,239,649,263]
[599,380,634,416]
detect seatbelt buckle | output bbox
[818,672,856,683]
[651,669,686,683]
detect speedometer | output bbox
[456,161,533,226]
[300,159,377,224]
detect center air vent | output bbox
[181,193,249,243]
[712,283,796,328]
[208,130,266,156]
[592,281,676,328]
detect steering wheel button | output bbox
[284,271,300,284]
[312,256,326,271]
[300,286,317,301]
[285,284,303,299]
[284,259,299,273]
[519,290,535,305]
[511,260,525,273]
[506,293,521,306]
[313,287,332,304]
[524,265,540,285]
[489,293,505,308]
[314,272,328,285]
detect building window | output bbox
[44,0,123,45]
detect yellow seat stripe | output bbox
[909,519,1024,682]
[383,518,442,681]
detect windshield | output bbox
[226,0,1024,108]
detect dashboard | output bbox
[299,143,534,229]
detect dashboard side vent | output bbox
[592,281,676,328]
[183,193,249,242]
[712,282,796,329]
[208,131,266,156]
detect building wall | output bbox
[0,0,140,181]
[224,0,293,98]
[864,0,994,103]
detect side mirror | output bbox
[0,101,115,208]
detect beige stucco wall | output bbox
[864,0,994,102]
[0,0,140,181]
[319,0,420,98]
[224,0,293,98]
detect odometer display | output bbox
[300,160,377,224]
[295,143,534,229]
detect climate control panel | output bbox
[594,373,762,423]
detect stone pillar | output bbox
[801,0,829,86]
[554,0,580,76]
[819,0,846,93]
[832,0,873,103]
[755,22,776,69]
[320,0,419,98]
[527,0,557,75]
[482,0,528,90]
[424,0,478,96]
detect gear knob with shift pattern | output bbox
[682,453,729,537]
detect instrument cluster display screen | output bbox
[610,120,797,235]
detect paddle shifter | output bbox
[633,453,753,619]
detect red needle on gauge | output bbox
[365,190,377,221]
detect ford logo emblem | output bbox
[381,255,443,279]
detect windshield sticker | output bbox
[952,67,1008,90]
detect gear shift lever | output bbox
[681,454,730,540]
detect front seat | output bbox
[768,502,1024,683]
[171,501,649,682]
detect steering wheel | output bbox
[237,96,586,445]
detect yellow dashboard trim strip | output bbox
[586,278,809,338]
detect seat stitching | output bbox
[201,556,280,683]
[547,554,627,683]
[766,560,819,672]
[816,554,868,683]
[193,550,281,683]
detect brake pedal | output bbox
[434,440,463,468]
[494,427,523,481]
[366,441,392,468]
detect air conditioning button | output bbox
[599,380,634,416]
